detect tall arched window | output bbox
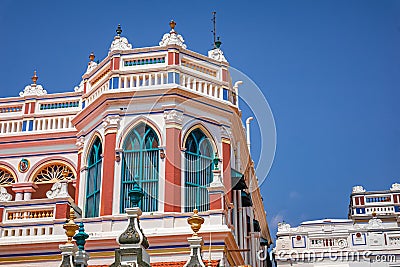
[121,123,159,212]
[184,128,214,212]
[85,137,102,218]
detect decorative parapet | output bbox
[20,84,47,97]
[159,20,187,49]
[19,71,47,97]
[352,185,366,194]
[208,48,227,62]
[39,101,79,110]
[124,57,165,67]
[0,105,23,114]
[277,222,291,232]
[390,183,400,191]
[109,24,132,52]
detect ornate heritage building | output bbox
[0,21,272,266]
[275,184,400,267]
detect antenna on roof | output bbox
[212,11,217,48]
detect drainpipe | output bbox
[246,117,254,152]
[233,81,242,108]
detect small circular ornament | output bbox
[18,158,30,173]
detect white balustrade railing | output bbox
[32,116,75,132]
[85,70,229,108]
[86,81,109,106]
[2,225,54,238]
[0,120,23,134]
[179,73,223,100]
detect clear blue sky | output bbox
[1,0,400,239]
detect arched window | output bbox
[33,164,75,183]
[184,128,214,212]
[121,123,159,212]
[85,137,102,218]
[0,167,16,186]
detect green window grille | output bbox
[121,123,159,213]
[85,137,102,218]
[184,128,214,212]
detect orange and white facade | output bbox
[0,22,272,266]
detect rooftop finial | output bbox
[116,24,122,36]
[169,20,176,31]
[89,52,95,62]
[187,209,204,237]
[212,11,217,48]
[31,70,38,85]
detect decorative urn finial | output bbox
[169,20,176,31]
[187,209,204,237]
[73,222,89,250]
[63,208,79,244]
[89,52,95,62]
[128,181,144,208]
[31,70,38,85]
[116,24,122,36]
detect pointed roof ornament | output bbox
[208,12,227,62]
[116,24,122,36]
[159,20,187,49]
[20,70,47,97]
[86,51,98,74]
[31,70,38,85]
[109,24,132,52]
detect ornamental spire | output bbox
[19,71,47,97]
[31,70,38,85]
[109,24,133,53]
[159,20,187,48]
[208,12,227,62]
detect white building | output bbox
[275,184,400,267]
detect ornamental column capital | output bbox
[163,109,184,127]
[102,115,121,134]
[76,136,85,153]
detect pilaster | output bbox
[164,109,184,212]
[100,115,120,216]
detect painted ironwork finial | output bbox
[128,181,144,208]
[63,208,79,244]
[215,37,222,49]
[169,20,176,31]
[89,52,95,62]
[116,24,122,36]
[187,209,204,237]
[31,71,38,85]
[73,222,89,250]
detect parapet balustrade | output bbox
[0,120,23,134]
[32,116,75,132]
[6,208,54,221]
[85,69,229,107]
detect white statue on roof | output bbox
[19,71,47,97]
[159,20,187,49]
[109,24,132,52]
